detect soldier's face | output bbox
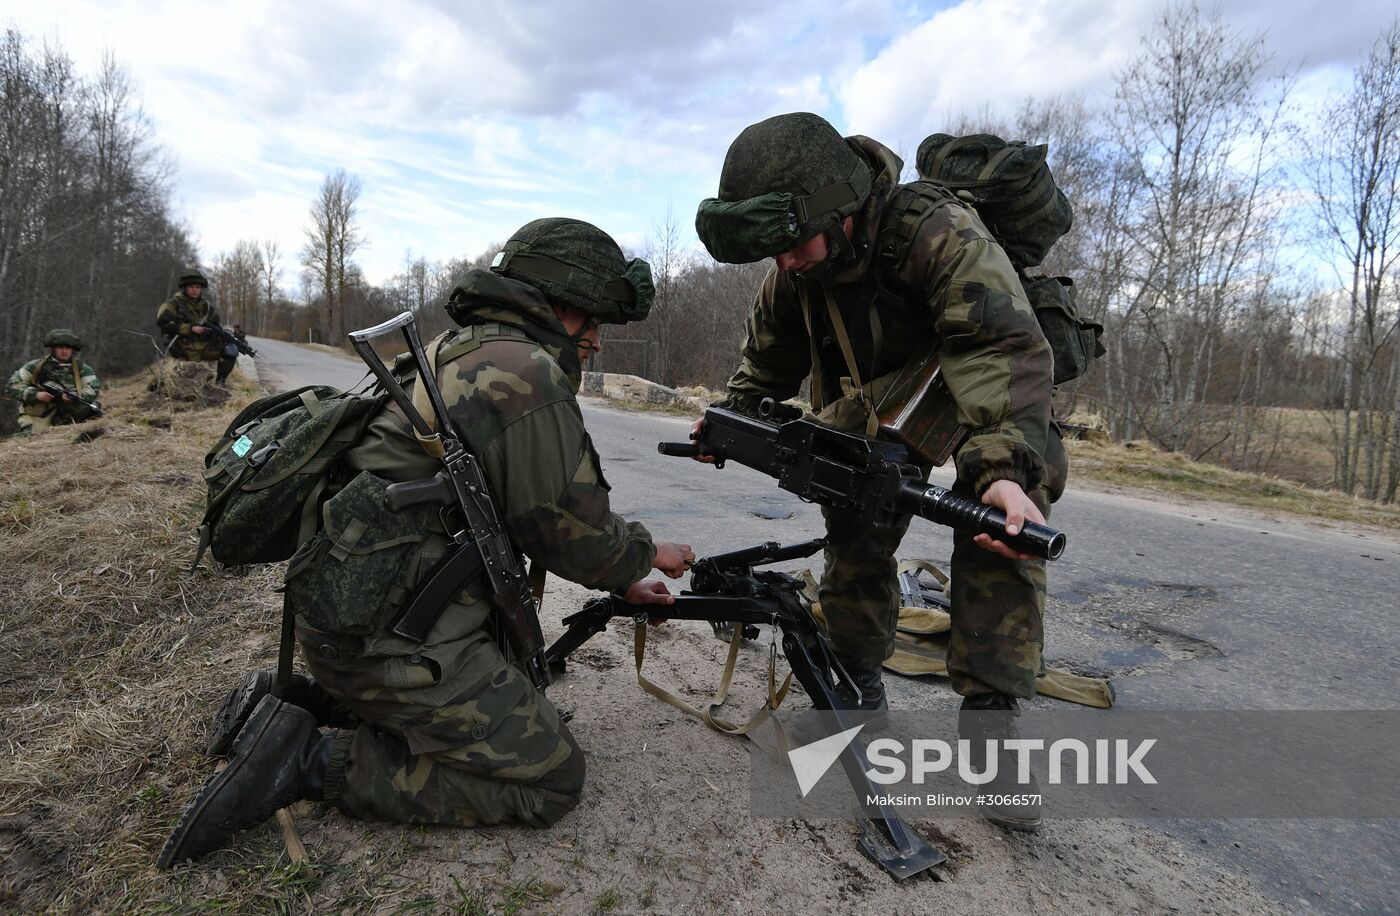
[775,232,829,274]
[184,283,205,298]
[51,345,74,361]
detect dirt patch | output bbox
[0,375,1286,914]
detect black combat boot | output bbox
[833,665,889,714]
[959,693,1041,832]
[207,670,358,757]
[159,697,333,869]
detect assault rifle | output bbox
[201,323,258,358]
[547,538,947,881]
[37,382,102,418]
[660,401,1066,560]
[347,312,552,693]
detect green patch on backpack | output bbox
[194,385,387,568]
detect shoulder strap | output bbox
[876,181,958,278]
[71,360,82,391]
[31,356,48,382]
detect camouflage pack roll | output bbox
[914,133,1072,269]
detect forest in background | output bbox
[2,5,1398,501]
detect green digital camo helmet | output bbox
[43,328,82,350]
[489,218,653,324]
[178,267,209,289]
[695,112,872,266]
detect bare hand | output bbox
[35,391,53,403]
[653,542,695,578]
[689,417,717,463]
[191,325,208,335]
[973,479,1046,562]
[623,579,675,607]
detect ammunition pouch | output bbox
[284,470,443,636]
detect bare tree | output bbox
[1305,18,1400,499]
[259,237,281,335]
[300,169,363,344]
[1107,2,1291,457]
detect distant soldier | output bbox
[232,324,248,345]
[4,329,103,437]
[157,268,238,385]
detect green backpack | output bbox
[194,385,387,567]
[912,132,1106,386]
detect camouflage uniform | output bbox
[5,339,103,437]
[703,119,1065,700]
[296,260,656,827]
[157,271,238,382]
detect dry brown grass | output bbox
[0,367,328,912]
[1066,435,1400,530]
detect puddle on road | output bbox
[1047,579,1224,678]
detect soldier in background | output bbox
[4,329,103,437]
[160,218,695,867]
[157,268,238,385]
[693,113,1066,830]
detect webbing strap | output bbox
[298,389,324,418]
[977,145,1020,181]
[277,592,296,696]
[797,286,825,412]
[820,287,879,438]
[897,557,950,586]
[410,333,447,459]
[631,619,793,737]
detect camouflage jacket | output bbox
[157,292,223,357]
[724,136,1053,495]
[5,355,102,419]
[347,270,656,596]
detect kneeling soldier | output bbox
[160,218,694,867]
[4,329,102,437]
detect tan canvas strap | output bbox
[410,333,447,459]
[820,286,879,438]
[631,619,793,737]
[797,285,826,412]
[897,557,949,587]
[70,360,82,392]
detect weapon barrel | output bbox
[896,479,1065,560]
[657,442,699,457]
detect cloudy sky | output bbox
[0,0,1388,286]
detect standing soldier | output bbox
[157,268,239,385]
[160,218,695,867]
[4,329,103,437]
[692,113,1066,830]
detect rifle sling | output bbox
[631,617,793,737]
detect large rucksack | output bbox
[910,132,1105,386]
[194,385,387,568]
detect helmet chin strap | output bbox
[799,220,857,282]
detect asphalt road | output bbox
[250,335,1400,914]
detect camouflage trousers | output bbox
[820,427,1068,699]
[169,338,237,381]
[299,620,584,828]
[16,407,85,437]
